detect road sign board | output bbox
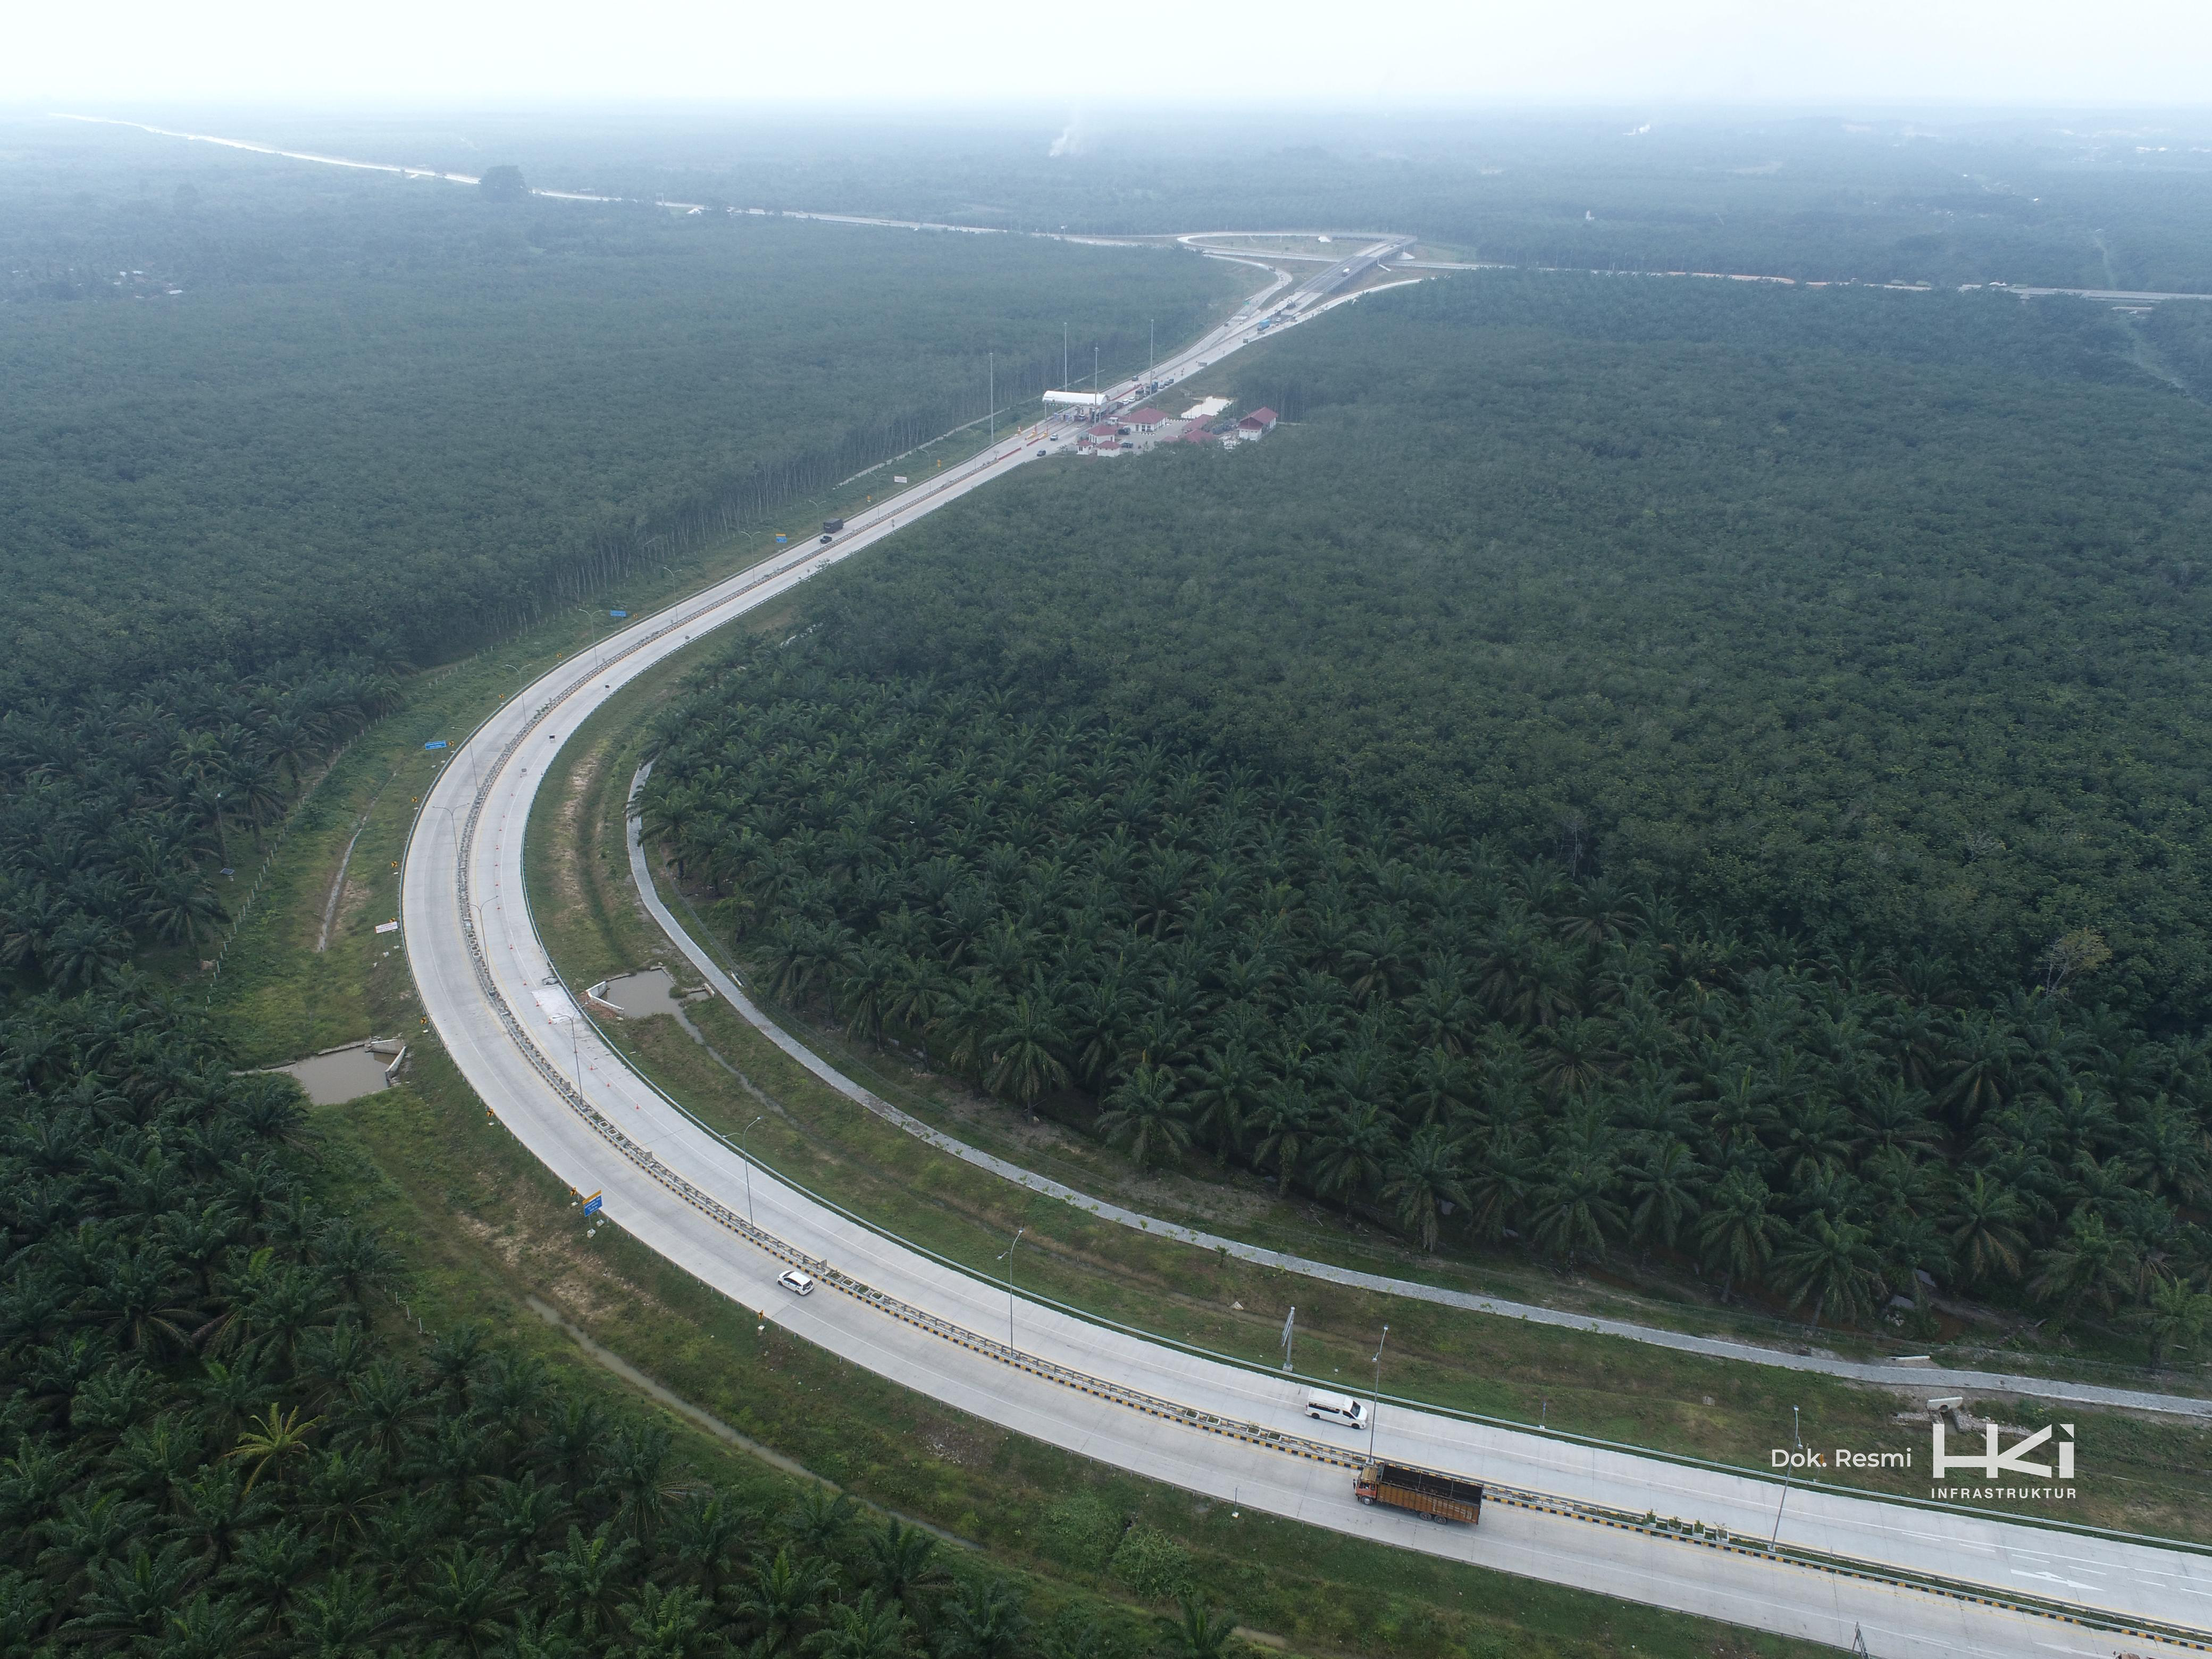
[424,740,448,750]
[582,1192,603,1217]
[609,609,627,618]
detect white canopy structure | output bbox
[1042,389,1109,408]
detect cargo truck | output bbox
[1354,1461,1483,1525]
[822,517,845,534]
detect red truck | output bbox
[1355,1461,1484,1525]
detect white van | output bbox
[1304,1392,1367,1428]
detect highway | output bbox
[401,253,2212,1657]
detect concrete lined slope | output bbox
[403,271,2212,1659]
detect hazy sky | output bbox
[15,0,2212,108]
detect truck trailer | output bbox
[1354,1462,1483,1525]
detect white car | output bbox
[776,1268,815,1296]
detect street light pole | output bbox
[1001,1225,1027,1348]
[1367,1323,1389,1463]
[741,1113,765,1225]
[1773,1404,1803,1545]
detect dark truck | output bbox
[1355,1462,1483,1526]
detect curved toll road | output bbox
[403,265,2212,1658]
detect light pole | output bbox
[741,1112,765,1225]
[1367,1323,1389,1463]
[1772,1404,1802,1545]
[1000,1225,1027,1348]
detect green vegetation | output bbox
[638,272,2212,1355]
[0,983,1822,1659]
[12,111,2212,1654]
[0,129,1238,1003]
[524,694,2212,1539]
[0,988,1066,1658]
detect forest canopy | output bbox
[0,987,1094,1659]
[638,271,2212,1331]
[0,131,1240,991]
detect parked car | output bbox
[776,1269,815,1296]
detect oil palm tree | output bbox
[1696,1169,1782,1303]
[229,1402,321,1494]
[739,1545,836,1654]
[1095,1065,1192,1169]
[985,992,1071,1109]
[1773,1214,1882,1331]
[1381,1124,1470,1251]
[1624,1139,1706,1255]
[1943,1170,2029,1286]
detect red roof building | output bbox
[1087,421,1119,439]
[1237,406,1280,439]
[1126,407,1167,431]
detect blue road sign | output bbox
[775,535,787,544]
[609,609,627,618]
[424,740,448,750]
[582,1192,603,1217]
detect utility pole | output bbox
[1063,323,1069,389]
[1149,317,1154,388]
[1280,1307,1296,1372]
[988,351,994,448]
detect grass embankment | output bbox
[324,1047,1816,1659]
[526,663,2212,1546]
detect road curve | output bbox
[398,257,2212,1657]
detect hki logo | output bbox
[1929,1421,2077,1500]
[1771,1421,2078,1500]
